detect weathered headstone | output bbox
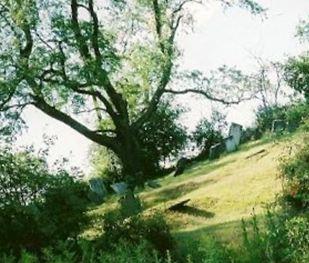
[228,123,243,146]
[146,180,161,188]
[174,157,189,177]
[111,182,128,195]
[271,119,286,133]
[209,143,224,160]
[224,135,237,152]
[88,178,108,203]
[118,190,142,218]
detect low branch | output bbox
[32,96,119,151]
[74,107,107,115]
[164,88,252,105]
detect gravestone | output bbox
[271,119,286,133]
[174,157,189,177]
[88,178,107,203]
[228,123,243,146]
[209,143,224,160]
[224,135,237,152]
[111,182,128,195]
[146,180,161,188]
[118,190,142,218]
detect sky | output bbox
[15,0,309,173]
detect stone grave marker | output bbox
[146,180,161,188]
[88,178,108,203]
[111,182,128,195]
[209,143,224,160]
[174,157,189,177]
[228,123,243,146]
[224,135,237,152]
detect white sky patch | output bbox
[15,0,309,173]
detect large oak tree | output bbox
[0,0,263,186]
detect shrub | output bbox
[0,148,90,254]
[255,105,287,133]
[192,111,226,159]
[285,103,309,131]
[242,210,309,263]
[101,211,175,258]
[0,240,175,263]
[279,137,309,210]
[255,103,309,134]
[284,55,309,101]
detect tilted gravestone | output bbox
[146,180,161,188]
[228,123,243,146]
[224,135,237,152]
[88,178,108,203]
[111,182,128,195]
[174,157,189,177]
[271,119,286,133]
[209,143,224,160]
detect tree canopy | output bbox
[0,0,264,184]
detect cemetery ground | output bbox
[89,130,305,259]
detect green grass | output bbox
[91,131,305,258]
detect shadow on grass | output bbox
[172,213,269,262]
[142,179,215,209]
[171,205,215,219]
[182,159,235,179]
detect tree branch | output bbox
[32,95,119,151]
[164,88,252,105]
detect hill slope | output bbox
[137,133,303,251]
[94,132,303,257]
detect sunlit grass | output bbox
[91,131,303,256]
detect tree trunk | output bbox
[116,127,145,189]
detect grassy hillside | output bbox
[92,131,304,259]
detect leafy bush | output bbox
[0,148,90,254]
[0,240,170,263]
[284,55,309,101]
[285,103,309,131]
[255,103,309,133]
[279,137,309,210]
[138,101,188,178]
[192,111,226,159]
[255,105,288,133]
[101,211,175,258]
[241,210,309,263]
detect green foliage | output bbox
[91,101,188,181]
[101,211,175,258]
[296,17,309,42]
[255,102,309,133]
[192,111,226,159]
[285,55,309,101]
[138,101,188,177]
[255,105,287,132]
[0,148,90,254]
[0,239,174,263]
[241,212,268,263]
[241,211,309,263]
[279,137,309,210]
[241,138,309,263]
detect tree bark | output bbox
[116,126,145,188]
